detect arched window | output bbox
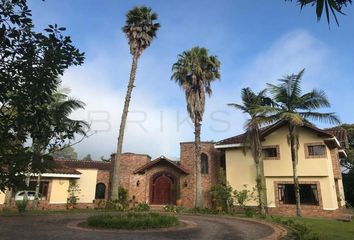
[201,153,209,174]
[95,183,106,199]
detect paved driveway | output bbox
[0,213,276,240]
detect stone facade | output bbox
[96,170,111,200]
[179,142,223,208]
[110,142,224,208]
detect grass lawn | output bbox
[281,217,354,240]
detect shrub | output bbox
[244,207,256,217]
[86,212,179,230]
[67,180,80,208]
[270,216,319,240]
[233,184,257,215]
[105,187,130,211]
[118,186,129,207]
[163,205,184,213]
[210,183,232,212]
[134,203,150,212]
[187,207,220,215]
[16,199,28,213]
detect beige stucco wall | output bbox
[263,127,330,177]
[225,125,341,210]
[76,169,97,203]
[50,179,70,204]
[0,190,5,204]
[225,149,258,206]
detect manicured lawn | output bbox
[283,217,354,240]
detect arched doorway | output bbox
[150,172,176,205]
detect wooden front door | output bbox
[152,173,174,205]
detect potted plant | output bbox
[176,182,182,206]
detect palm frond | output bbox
[299,111,341,125]
[299,89,330,110]
[227,103,247,113]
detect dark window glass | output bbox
[201,153,209,174]
[95,183,106,199]
[263,148,278,158]
[308,145,325,156]
[278,184,319,205]
[220,154,226,171]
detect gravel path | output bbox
[0,213,276,240]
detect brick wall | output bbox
[118,153,150,202]
[330,148,342,179]
[96,170,110,200]
[180,142,222,208]
[267,205,345,218]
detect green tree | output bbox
[171,47,221,207]
[82,154,92,161]
[287,0,352,25]
[0,0,84,191]
[51,146,78,160]
[111,6,160,201]
[228,88,273,215]
[262,69,340,216]
[32,87,87,200]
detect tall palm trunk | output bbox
[194,119,202,208]
[255,158,266,215]
[111,53,139,200]
[289,123,302,217]
[252,127,266,215]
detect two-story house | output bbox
[215,120,348,216]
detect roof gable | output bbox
[215,120,338,148]
[133,155,189,174]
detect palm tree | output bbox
[111,6,160,201]
[171,47,220,207]
[261,69,340,216]
[228,88,272,215]
[33,87,87,201]
[288,0,352,25]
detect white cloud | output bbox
[61,29,332,160]
[240,29,329,90]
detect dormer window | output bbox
[262,145,280,160]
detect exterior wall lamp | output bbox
[136,180,140,187]
[183,180,188,188]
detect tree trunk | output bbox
[251,126,267,215]
[111,54,139,201]
[255,160,266,215]
[289,124,302,217]
[34,173,41,209]
[195,120,202,208]
[4,188,12,208]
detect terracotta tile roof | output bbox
[215,120,335,147]
[48,161,82,175]
[325,129,349,149]
[133,155,189,174]
[55,159,112,171]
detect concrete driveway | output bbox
[0,213,280,240]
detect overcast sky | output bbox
[28,0,354,160]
